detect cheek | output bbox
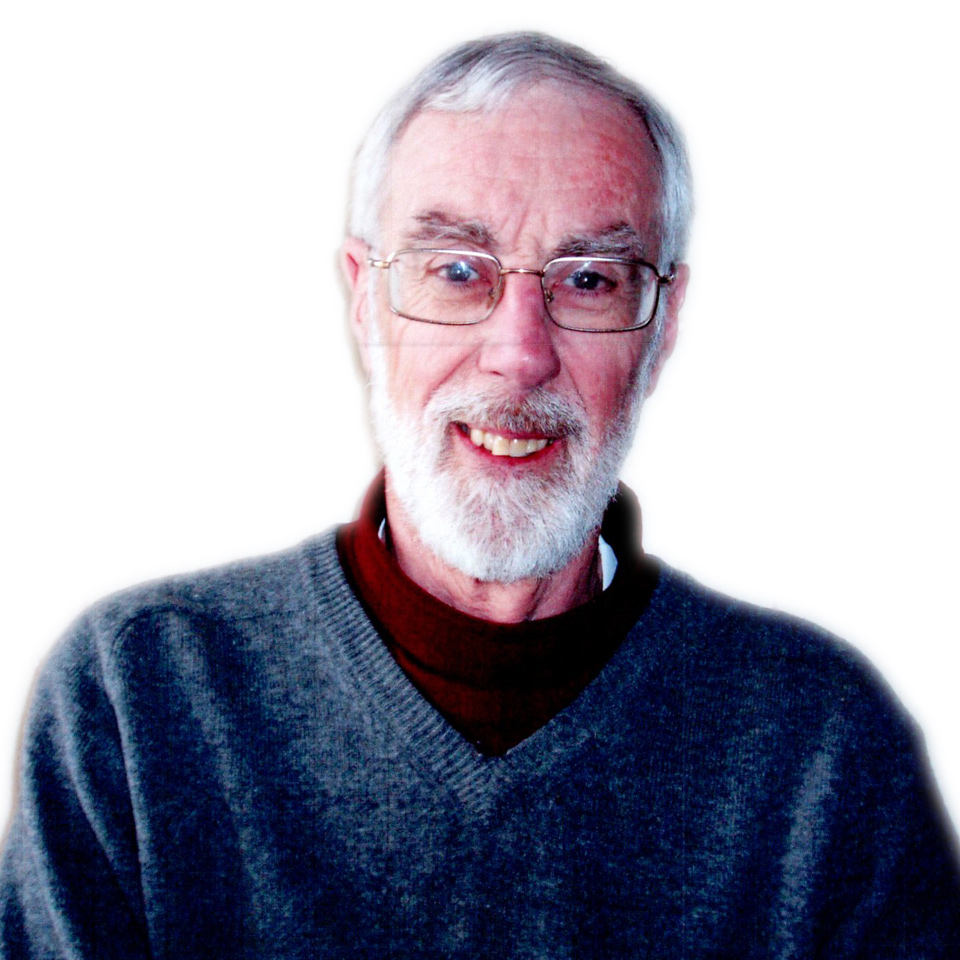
[379,324,481,414]
[562,340,644,430]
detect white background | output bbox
[2,1,958,838]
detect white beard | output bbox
[366,337,647,583]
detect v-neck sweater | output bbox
[336,476,659,755]
[2,530,958,957]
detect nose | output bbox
[475,270,561,390]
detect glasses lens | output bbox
[390,250,500,324]
[544,258,659,330]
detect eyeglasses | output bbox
[367,248,676,333]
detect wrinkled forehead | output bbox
[379,83,663,259]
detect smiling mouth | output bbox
[464,425,553,458]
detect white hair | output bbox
[348,32,693,270]
[348,32,691,368]
[365,316,651,584]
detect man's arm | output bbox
[820,717,960,955]
[0,614,151,957]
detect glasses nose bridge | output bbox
[498,266,545,278]
[492,264,550,311]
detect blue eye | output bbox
[567,268,615,292]
[442,260,479,283]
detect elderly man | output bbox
[2,32,958,959]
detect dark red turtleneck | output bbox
[336,474,658,755]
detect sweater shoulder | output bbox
[46,529,342,672]
[646,561,912,732]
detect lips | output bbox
[467,427,551,458]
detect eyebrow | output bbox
[552,223,649,261]
[401,211,497,249]
[399,213,650,262]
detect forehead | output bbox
[380,83,662,257]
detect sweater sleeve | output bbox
[0,614,152,958]
[737,615,960,957]
[826,705,960,957]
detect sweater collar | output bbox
[336,474,658,754]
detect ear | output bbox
[643,262,689,396]
[340,236,373,374]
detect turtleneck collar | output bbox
[336,473,658,755]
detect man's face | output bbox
[346,83,686,582]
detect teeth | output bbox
[468,428,550,458]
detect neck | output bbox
[383,480,603,623]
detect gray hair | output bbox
[348,32,693,271]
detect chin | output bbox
[366,337,646,585]
[406,467,608,584]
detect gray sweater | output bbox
[1,530,958,958]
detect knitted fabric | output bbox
[336,477,658,754]
[1,531,958,958]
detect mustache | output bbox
[426,387,587,441]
